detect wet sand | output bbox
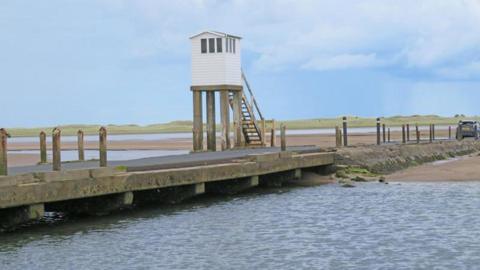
[387,154,480,182]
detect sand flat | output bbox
[387,154,480,182]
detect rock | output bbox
[351,176,367,182]
[335,170,349,179]
[378,176,386,183]
[341,182,355,188]
[338,179,355,188]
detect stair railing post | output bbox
[99,127,107,167]
[52,128,61,171]
[402,125,406,144]
[39,131,47,164]
[0,128,8,176]
[448,126,452,140]
[261,120,266,147]
[388,128,391,143]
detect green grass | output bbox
[4,115,477,137]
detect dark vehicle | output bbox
[457,120,479,139]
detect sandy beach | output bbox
[387,153,480,182]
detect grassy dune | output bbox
[5,115,477,137]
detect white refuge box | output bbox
[190,31,242,88]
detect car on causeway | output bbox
[457,120,480,139]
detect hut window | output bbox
[216,38,222,53]
[233,39,236,53]
[208,38,215,53]
[201,39,207,53]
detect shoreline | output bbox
[386,153,480,182]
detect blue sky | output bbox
[1,0,480,127]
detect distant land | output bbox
[5,115,478,137]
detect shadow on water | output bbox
[0,184,305,250]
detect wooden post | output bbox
[416,124,420,144]
[232,91,243,147]
[382,124,386,143]
[428,124,433,142]
[99,127,107,167]
[206,91,216,151]
[280,124,286,151]
[448,126,452,139]
[388,128,391,142]
[77,130,85,161]
[402,125,406,144]
[220,91,231,151]
[0,129,8,176]
[270,120,276,147]
[335,126,342,147]
[432,124,435,141]
[342,116,348,147]
[52,128,61,171]
[193,91,203,152]
[406,124,410,142]
[376,118,381,145]
[39,131,47,164]
[261,120,266,147]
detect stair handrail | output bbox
[241,69,264,120]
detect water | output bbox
[8,126,452,144]
[8,149,189,163]
[1,182,480,269]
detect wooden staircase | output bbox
[228,71,265,147]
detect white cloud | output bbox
[101,0,480,78]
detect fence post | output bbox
[432,124,435,141]
[0,129,8,176]
[99,127,107,167]
[52,128,61,171]
[416,124,420,144]
[406,124,410,142]
[342,116,348,147]
[448,126,452,139]
[428,124,433,142]
[270,120,276,147]
[280,124,286,151]
[382,124,386,143]
[376,118,381,145]
[77,130,85,161]
[335,126,342,147]
[39,131,47,164]
[402,125,406,143]
[388,128,391,143]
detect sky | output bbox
[1,0,480,127]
